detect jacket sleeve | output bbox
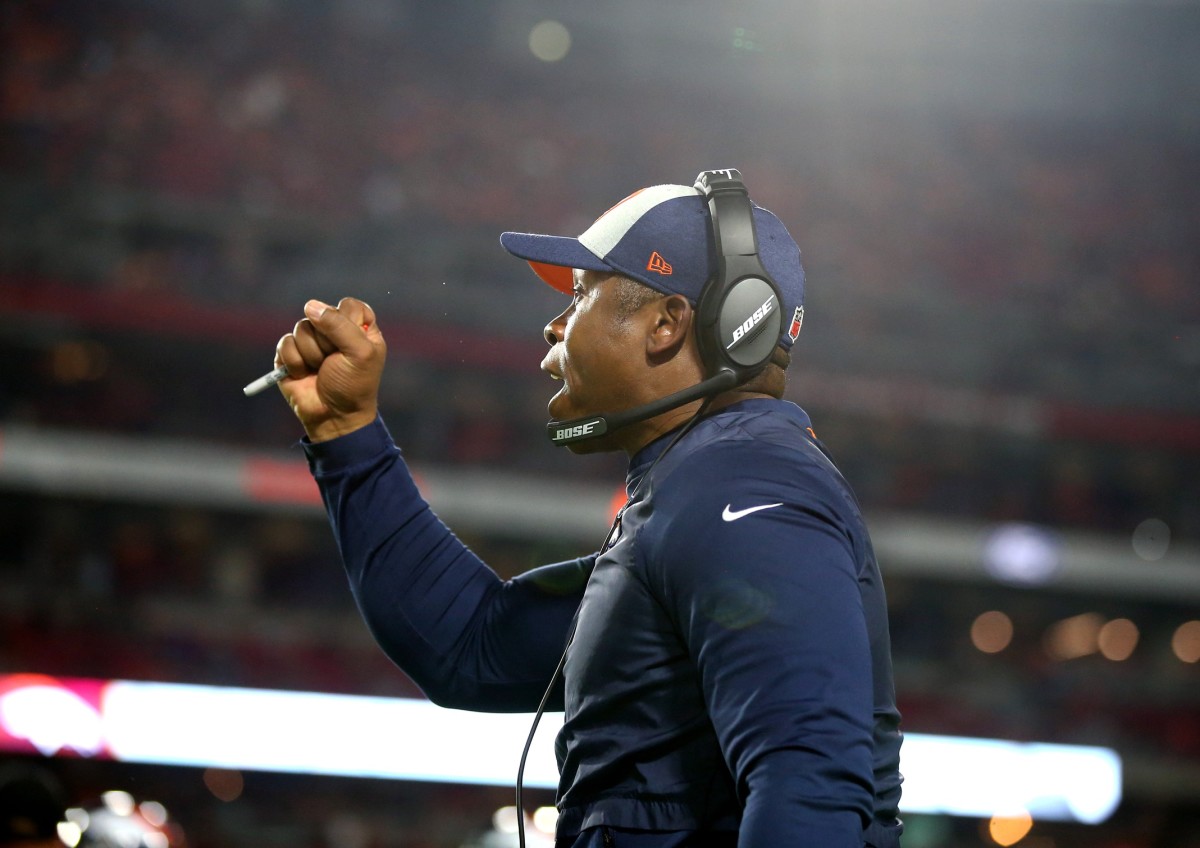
[642,444,875,846]
[304,417,590,712]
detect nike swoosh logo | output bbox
[721,502,783,522]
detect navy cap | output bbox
[500,182,806,350]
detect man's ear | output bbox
[646,294,695,360]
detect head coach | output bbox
[270,169,904,847]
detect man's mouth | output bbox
[541,362,568,417]
[541,351,565,384]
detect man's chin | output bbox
[546,390,576,424]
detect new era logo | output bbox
[646,252,673,275]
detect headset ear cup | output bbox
[719,276,784,371]
[696,274,784,382]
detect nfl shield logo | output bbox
[787,306,804,342]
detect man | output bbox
[272,173,903,847]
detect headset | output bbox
[546,168,786,447]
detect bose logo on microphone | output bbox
[728,295,776,349]
[555,420,599,441]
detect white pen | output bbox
[243,365,290,397]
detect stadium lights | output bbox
[0,673,1121,824]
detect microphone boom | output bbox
[547,371,738,446]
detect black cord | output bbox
[515,400,714,848]
[515,638,571,847]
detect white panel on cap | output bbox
[578,184,699,259]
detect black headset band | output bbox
[696,169,761,259]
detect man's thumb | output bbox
[305,299,330,321]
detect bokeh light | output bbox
[1131,518,1171,561]
[971,610,1014,654]
[1173,621,1200,663]
[532,806,558,833]
[529,20,571,62]
[1044,613,1102,661]
[731,26,764,53]
[101,790,135,816]
[492,806,519,834]
[139,801,168,828]
[988,810,1034,846]
[57,821,83,847]
[983,524,1062,585]
[1097,618,1139,661]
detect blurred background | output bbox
[0,0,1198,845]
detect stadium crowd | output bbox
[2,0,1198,538]
[2,0,1197,404]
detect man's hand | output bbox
[275,297,386,442]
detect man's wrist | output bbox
[304,409,379,443]
[303,414,394,478]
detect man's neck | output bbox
[618,390,775,458]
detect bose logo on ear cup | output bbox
[728,294,777,350]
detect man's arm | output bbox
[306,418,588,711]
[274,298,587,711]
[644,446,875,846]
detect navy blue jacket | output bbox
[304,398,903,847]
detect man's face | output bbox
[540,270,643,447]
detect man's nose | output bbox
[544,309,568,346]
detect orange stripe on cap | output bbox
[599,187,648,219]
[528,260,574,294]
